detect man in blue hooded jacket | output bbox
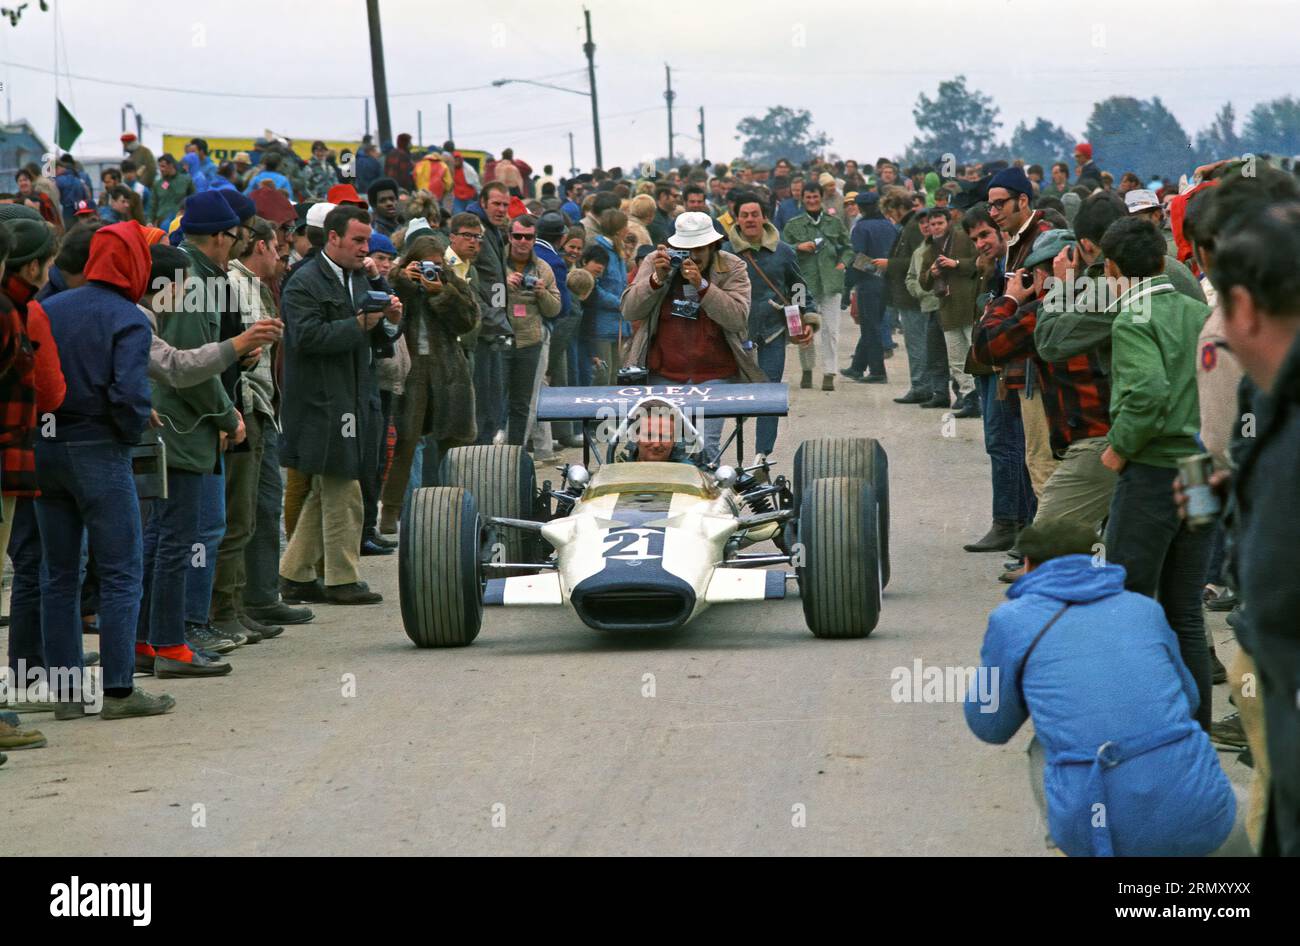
[965,518,1241,856]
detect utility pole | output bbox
[698,106,705,162]
[364,98,371,140]
[583,8,603,169]
[447,103,453,144]
[417,110,423,148]
[568,131,577,177]
[664,64,675,168]
[365,0,393,149]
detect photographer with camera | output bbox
[378,234,479,534]
[621,211,765,460]
[468,182,514,444]
[278,205,401,606]
[502,214,561,446]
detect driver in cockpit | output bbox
[615,398,702,464]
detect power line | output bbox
[0,59,586,101]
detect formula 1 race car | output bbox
[397,383,889,646]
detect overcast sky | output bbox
[4,0,1297,171]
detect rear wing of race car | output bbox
[537,382,789,466]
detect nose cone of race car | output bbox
[569,561,697,631]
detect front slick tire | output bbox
[400,487,483,647]
[797,477,882,639]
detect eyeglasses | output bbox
[987,196,1017,211]
[510,232,536,242]
[453,231,482,240]
[219,229,241,241]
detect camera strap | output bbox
[740,249,790,308]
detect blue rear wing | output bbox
[537,383,789,422]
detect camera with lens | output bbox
[667,249,691,270]
[616,364,648,385]
[522,273,541,290]
[670,298,701,320]
[419,261,443,281]
[361,290,391,313]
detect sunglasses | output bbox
[510,232,536,241]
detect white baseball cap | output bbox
[1124,189,1161,214]
[667,211,722,249]
[305,201,337,228]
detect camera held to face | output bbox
[521,273,541,290]
[419,261,443,281]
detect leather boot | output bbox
[963,519,1020,552]
[821,373,835,391]
[800,370,813,389]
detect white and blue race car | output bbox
[397,383,889,645]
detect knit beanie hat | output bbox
[2,217,56,266]
[180,191,240,235]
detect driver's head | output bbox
[635,410,677,462]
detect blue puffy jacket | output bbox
[965,554,1235,856]
[582,234,629,342]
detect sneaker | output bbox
[245,601,315,626]
[185,624,237,656]
[214,617,259,645]
[839,368,864,381]
[204,622,247,649]
[859,373,889,384]
[239,612,284,640]
[101,689,176,720]
[53,701,87,721]
[154,651,232,678]
[1,699,54,714]
[1210,712,1248,749]
[0,719,47,749]
[998,564,1026,584]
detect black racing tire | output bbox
[793,437,890,587]
[438,445,539,565]
[399,487,483,647]
[797,477,882,639]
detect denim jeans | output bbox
[546,314,583,440]
[898,308,930,394]
[504,341,544,446]
[243,427,285,609]
[924,312,950,400]
[753,335,788,455]
[882,306,897,352]
[35,440,143,693]
[473,340,505,444]
[848,275,886,377]
[140,468,204,648]
[185,464,226,626]
[1104,460,1215,731]
[976,376,1034,524]
[5,498,44,676]
[577,337,619,386]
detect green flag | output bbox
[55,99,82,151]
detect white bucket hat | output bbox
[667,211,723,249]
